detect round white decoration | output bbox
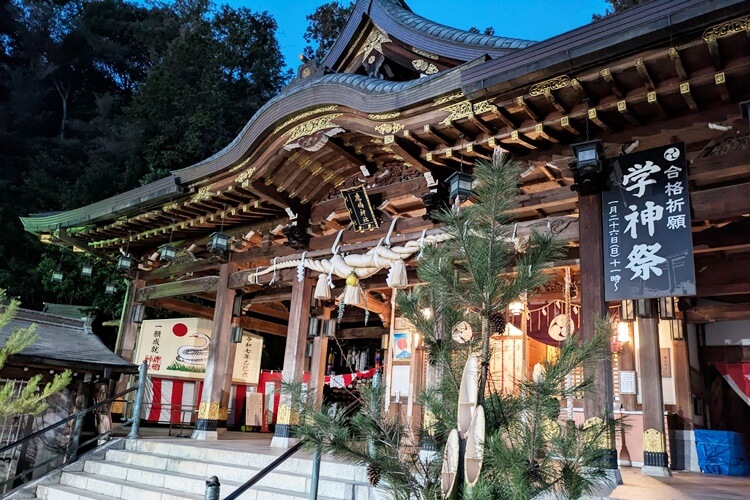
[548,314,575,341]
[452,321,474,343]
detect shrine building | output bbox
[21,0,750,476]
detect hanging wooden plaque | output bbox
[341,184,379,232]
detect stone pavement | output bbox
[608,466,750,500]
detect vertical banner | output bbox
[602,143,696,301]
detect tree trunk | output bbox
[477,315,490,406]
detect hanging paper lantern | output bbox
[386,259,408,289]
[314,273,331,301]
[343,273,361,305]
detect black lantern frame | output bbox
[446,171,474,202]
[659,296,676,320]
[208,232,230,255]
[81,263,93,279]
[620,300,635,321]
[117,255,135,274]
[231,325,244,343]
[105,283,117,295]
[51,271,64,282]
[159,244,177,262]
[570,140,605,196]
[132,303,144,324]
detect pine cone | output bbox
[490,311,506,336]
[366,462,381,487]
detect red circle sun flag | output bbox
[172,323,188,337]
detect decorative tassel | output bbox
[314,273,331,301]
[386,260,408,289]
[343,273,361,305]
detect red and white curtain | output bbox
[143,378,250,425]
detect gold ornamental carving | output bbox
[643,428,666,453]
[472,100,497,115]
[235,166,257,186]
[410,47,439,60]
[162,202,179,212]
[529,75,571,97]
[273,105,338,134]
[284,114,343,144]
[433,90,464,106]
[584,417,609,448]
[276,403,299,426]
[411,59,438,75]
[190,184,215,203]
[440,100,474,126]
[368,111,400,120]
[374,122,404,135]
[357,25,391,57]
[198,401,222,420]
[703,15,750,43]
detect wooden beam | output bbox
[634,58,655,91]
[245,303,290,321]
[336,326,387,340]
[240,315,287,336]
[326,138,367,168]
[515,96,540,121]
[136,276,220,302]
[691,182,750,221]
[669,47,688,80]
[714,72,730,102]
[600,68,623,99]
[679,82,698,112]
[617,100,641,126]
[543,89,567,114]
[696,253,750,297]
[685,302,750,323]
[422,124,451,148]
[390,138,429,173]
[245,181,303,214]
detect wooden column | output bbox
[672,327,693,429]
[638,300,671,476]
[309,306,330,409]
[193,263,237,440]
[578,193,617,469]
[271,273,313,448]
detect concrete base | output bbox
[190,428,227,440]
[270,435,299,448]
[672,430,700,472]
[641,465,672,477]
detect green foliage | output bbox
[592,0,651,20]
[0,0,289,316]
[302,1,354,62]
[0,291,72,417]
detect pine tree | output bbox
[0,291,72,417]
[291,150,615,499]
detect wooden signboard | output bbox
[341,184,379,232]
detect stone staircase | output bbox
[12,438,384,500]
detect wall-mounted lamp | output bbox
[381,333,389,350]
[509,300,525,316]
[232,294,243,317]
[659,296,676,320]
[323,319,337,338]
[570,139,605,196]
[231,325,244,343]
[617,322,630,343]
[132,303,144,324]
[670,319,685,341]
[635,299,654,318]
[620,300,635,321]
[308,317,321,338]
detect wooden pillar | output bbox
[271,273,313,448]
[193,263,237,440]
[638,299,671,476]
[579,193,617,469]
[672,329,693,429]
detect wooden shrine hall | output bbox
[21,0,750,474]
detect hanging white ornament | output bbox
[386,259,408,289]
[343,273,361,305]
[314,273,331,301]
[296,251,307,282]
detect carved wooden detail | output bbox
[704,133,750,157]
[320,163,423,201]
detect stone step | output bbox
[126,440,370,484]
[57,470,346,500]
[36,483,116,500]
[103,448,366,499]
